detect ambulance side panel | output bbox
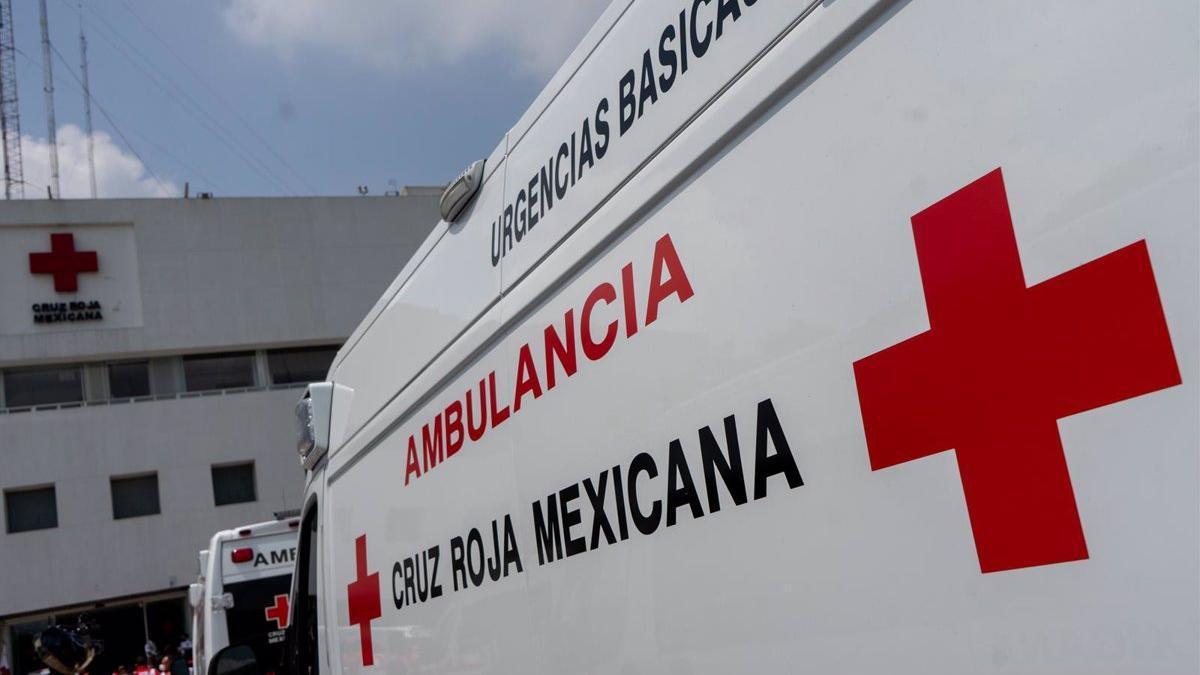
[322,0,1197,673]
[330,139,508,441]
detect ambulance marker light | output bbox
[440,158,485,222]
[230,548,253,563]
[295,397,316,461]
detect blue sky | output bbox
[8,0,608,198]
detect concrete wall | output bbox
[0,194,439,618]
[0,195,439,366]
[0,389,302,614]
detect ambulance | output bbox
[190,518,298,675]
[214,0,1195,672]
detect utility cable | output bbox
[48,41,170,195]
[63,0,297,195]
[116,0,316,193]
[77,4,294,195]
[46,43,223,191]
[33,39,224,190]
[79,0,299,195]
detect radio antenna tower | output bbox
[39,0,60,199]
[0,0,24,199]
[78,3,95,197]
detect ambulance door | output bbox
[319,140,516,673]
[290,484,328,675]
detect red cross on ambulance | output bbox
[265,594,290,631]
[853,168,1181,574]
[347,535,382,667]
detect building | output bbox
[0,191,439,675]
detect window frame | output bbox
[109,472,162,520]
[266,345,340,386]
[4,484,59,533]
[106,359,152,399]
[2,364,84,409]
[288,501,322,675]
[182,351,257,393]
[211,461,258,507]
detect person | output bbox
[161,648,186,675]
[133,656,154,675]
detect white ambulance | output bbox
[190,518,298,675]
[217,0,1195,673]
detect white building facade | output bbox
[0,192,438,675]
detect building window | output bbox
[108,361,151,399]
[3,365,83,408]
[212,463,256,506]
[111,473,161,520]
[267,345,339,385]
[183,352,255,392]
[5,486,58,533]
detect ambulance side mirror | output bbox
[187,583,203,610]
[208,645,260,675]
[296,382,353,470]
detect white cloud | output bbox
[20,124,178,199]
[221,0,611,78]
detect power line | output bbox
[33,41,222,192]
[47,40,170,195]
[64,0,298,195]
[115,0,316,193]
[73,1,295,195]
[15,16,220,194]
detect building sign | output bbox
[0,224,143,336]
[29,233,99,292]
[32,301,104,324]
[26,233,105,324]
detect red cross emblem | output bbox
[264,594,290,630]
[347,534,382,666]
[29,233,99,293]
[853,168,1181,574]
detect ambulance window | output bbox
[293,505,320,675]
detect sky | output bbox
[6,0,610,199]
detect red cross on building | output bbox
[29,233,99,293]
[347,534,382,667]
[853,168,1181,574]
[264,594,290,630]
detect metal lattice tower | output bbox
[0,0,24,199]
[39,0,60,199]
[79,3,95,198]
